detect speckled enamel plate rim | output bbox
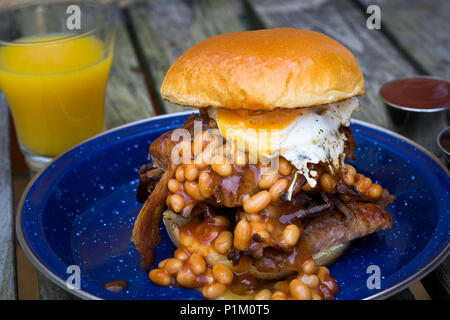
[16,111,450,300]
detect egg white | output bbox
[208,97,360,187]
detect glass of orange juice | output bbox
[0,0,115,171]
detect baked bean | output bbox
[212,215,230,228]
[234,150,247,168]
[211,159,232,177]
[289,279,311,300]
[198,171,213,198]
[202,282,227,300]
[269,178,289,201]
[193,131,209,153]
[301,182,315,192]
[343,173,355,186]
[194,157,209,170]
[278,157,293,176]
[254,289,272,300]
[178,140,191,160]
[339,194,352,203]
[223,144,236,163]
[234,219,251,250]
[174,248,189,261]
[354,177,372,193]
[345,164,357,176]
[163,258,183,275]
[188,253,206,275]
[265,220,275,233]
[184,164,199,181]
[250,221,269,240]
[197,144,216,166]
[243,191,271,214]
[367,183,382,199]
[184,181,204,201]
[214,231,233,254]
[319,173,336,193]
[247,212,262,222]
[170,194,185,213]
[212,264,233,285]
[175,166,185,182]
[274,280,289,292]
[271,290,287,300]
[149,269,171,286]
[204,268,215,284]
[311,291,323,300]
[182,202,195,218]
[168,179,181,193]
[302,259,316,275]
[258,170,279,189]
[282,224,301,247]
[317,266,330,281]
[176,268,198,288]
[299,274,319,289]
[158,259,169,269]
[355,173,365,181]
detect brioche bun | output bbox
[160,28,364,111]
[162,210,349,280]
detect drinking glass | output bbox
[0,0,115,171]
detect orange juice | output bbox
[0,34,113,157]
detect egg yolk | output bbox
[215,108,304,132]
[215,108,303,156]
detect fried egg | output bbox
[208,97,360,187]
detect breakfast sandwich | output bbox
[132,28,395,300]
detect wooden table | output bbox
[0,0,448,300]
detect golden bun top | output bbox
[160,28,365,111]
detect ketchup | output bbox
[380,77,450,110]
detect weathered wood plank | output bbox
[421,256,450,300]
[105,5,155,128]
[126,0,248,114]
[0,94,16,300]
[388,288,415,300]
[358,0,450,78]
[246,0,420,131]
[38,273,77,300]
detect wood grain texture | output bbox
[127,0,247,114]
[421,256,450,300]
[38,273,77,300]
[105,5,155,128]
[0,95,16,300]
[358,0,450,78]
[387,288,415,300]
[247,0,420,131]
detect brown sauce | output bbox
[103,280,129,293]
[380,77,450,110]
[440,132,450,153]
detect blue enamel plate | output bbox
[17,111,450,300]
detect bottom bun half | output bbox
[162,210,349,280]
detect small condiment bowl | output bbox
[379,76,450,155]
[437,127,450,165]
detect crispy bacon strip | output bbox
[132,167,175,270]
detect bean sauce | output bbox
[103,280,129,293]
